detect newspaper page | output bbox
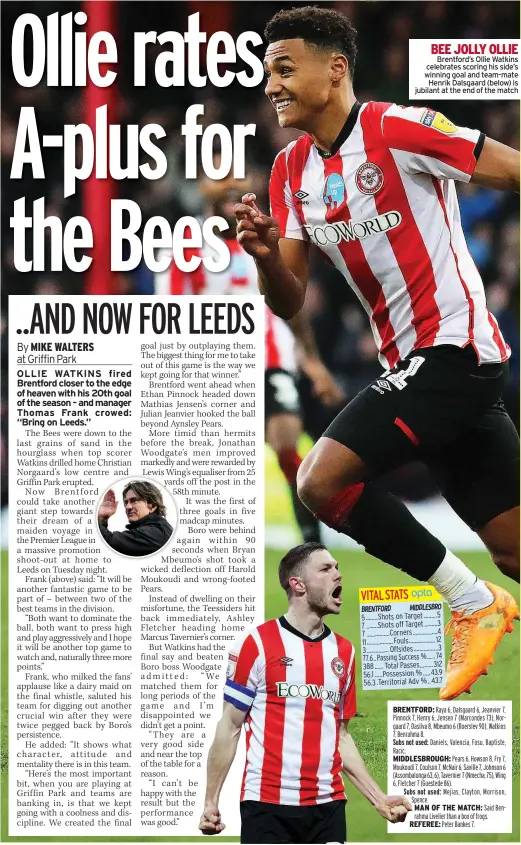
[8,295,265,837]
[2,1,519,844]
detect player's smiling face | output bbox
[264,39,334,130]
[301,549,343,615]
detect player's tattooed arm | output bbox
[199,702,247,835]
[339,721,413,823]
[472,137,520,193]
[234,193,309,319]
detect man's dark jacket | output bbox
[99,513,173,556]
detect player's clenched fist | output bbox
[234,192,280,261]
[376,795,413,823]
[198,804,225,836]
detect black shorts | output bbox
[324,345,519,530]
[240,799,346,844]
[266,368,301,418]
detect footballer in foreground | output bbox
[235,6,520,701]
[199,543,412,842]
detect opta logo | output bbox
[322,173,346,210]
[331,656,346,679]
[276,682,341,703]
[355,162,384,195]
[304,210,402,247]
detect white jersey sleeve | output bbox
[339,649,356,720]
[381,104,484,182]
[223,628,263,712]
[269,147,308,241]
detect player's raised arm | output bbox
[234,193,309,319]
[98,488,117,520]
[199,701,248,835]
[380,103,519,194]
[339,721,412,823]
[471,136,520,192]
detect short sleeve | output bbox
[382,104,484,183]
[339,651,356,720]
[224,630,261,712]
[269,149,308,241]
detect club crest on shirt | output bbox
[226,653,239,678]
[331,656,346,678]
[355,162,384,195]
[322,173,346,210]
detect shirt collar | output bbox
[279,615,331,642]
[315,100,362,158]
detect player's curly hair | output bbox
[264,6,358,79]
[279,541,327,594]
[123,481,167,518]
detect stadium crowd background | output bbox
[1,0,519,517]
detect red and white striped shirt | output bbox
[270,101,509,368]
[224,617,356,806]
[155,239,296,372]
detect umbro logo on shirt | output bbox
[371,379,392,395]
[279,656,294,666]
[293,190,309,206]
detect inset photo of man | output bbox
[97,479,175,557]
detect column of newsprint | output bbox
[8,295,265,837]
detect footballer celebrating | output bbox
[199,542,412,842]
[198,173,345,544]
[157,170,345,544]
[234,6,520,701]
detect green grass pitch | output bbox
[266,548,520,843]
[2,537,518,843]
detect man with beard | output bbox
[198,542,411,843]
